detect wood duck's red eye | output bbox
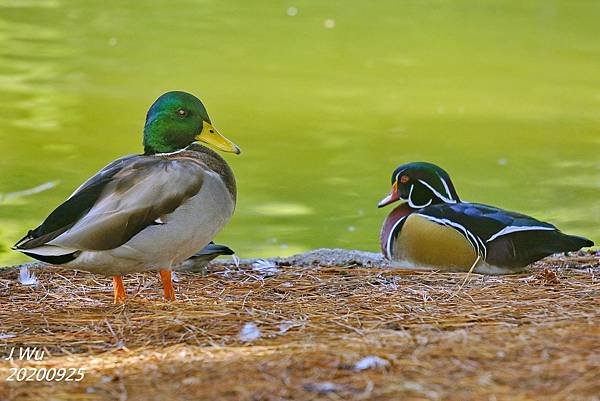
[177,109,188,117]
[400,175,410,184]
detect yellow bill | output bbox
[195,121,241,154]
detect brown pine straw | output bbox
[0,252,599,401]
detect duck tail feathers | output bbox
[557,233,594,251]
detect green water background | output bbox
[1,0,599,265]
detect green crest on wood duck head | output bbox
[143,91,241,155]
[378,162,460,209]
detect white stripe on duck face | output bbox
[394,172,402,182]
[486,225,555,243]
[416,213,488,260]
[436,172,457,202]
[407,184,433,209]
[417,179,457,204]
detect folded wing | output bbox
[419,203,593,267]
[15,154,206,255]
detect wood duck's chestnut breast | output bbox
[380,203,413,258]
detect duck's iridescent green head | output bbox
[378,162,460,209]
[143,91,240,155]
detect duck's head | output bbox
[377,162,460,209]
[143,91,241,155]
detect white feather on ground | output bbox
[278,320,305,334]
[251,260,279,276]
[303,382,340,393]
[18,266,38,287]
[354,355,390,371]
[238,322,261,342]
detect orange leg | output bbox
[159,270,176,301]
[113,276,126,304]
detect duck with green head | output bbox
[378,162,594,274]
[14,91,240,302]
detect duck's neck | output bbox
[143,120,194,155]
[186,144,237,202]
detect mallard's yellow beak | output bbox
[195,121,241,154]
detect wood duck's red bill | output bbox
[377,182,399,208]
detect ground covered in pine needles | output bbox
[1,252,599,401]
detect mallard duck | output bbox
[174,242,234,273]
[14,91,240,302]
[378,162,594,274]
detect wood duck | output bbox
[14,91,240,302]
[378,162,594,274]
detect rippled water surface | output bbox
[1,0,599,264]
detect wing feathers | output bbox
[419,202,593,268]
[15,157,134,250]
[17,153,207,252]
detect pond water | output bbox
[1,0,599,265]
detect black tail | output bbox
[20,251,79,265]
[487,231,594,268]
[557,234,594,251]
[193,242,235,257]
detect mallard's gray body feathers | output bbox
[15,144,236,276]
